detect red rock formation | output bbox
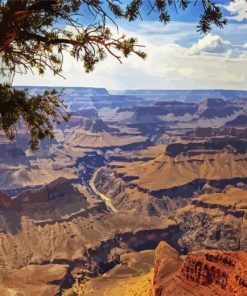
[152,241,182,296]
[0,191,12,209]
[153,242,247,296]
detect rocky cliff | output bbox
[93,162,247,254]
[197,98,241,118]
[177,188,247,251]
[93,140,247,216]
[153,241,247,296]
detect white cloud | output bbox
[13,22,247,90]
[217,71,245,83]
[224,0,247,21]
[188,34,231,55]
[240,42,247,57]
[178,67,194,77]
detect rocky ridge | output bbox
[93,140,247,216]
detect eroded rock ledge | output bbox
[153,241,247,296]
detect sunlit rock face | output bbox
[93,139,247,216]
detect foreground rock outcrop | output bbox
[153,242,247,296]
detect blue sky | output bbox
[13,0,247,90]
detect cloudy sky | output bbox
[13,0,247,90]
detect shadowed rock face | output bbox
[197,98,241,118]
[82,118,119,133]
[135,102,198,117]
[0,144,29,165]
[0,192,12,209]
[185,127,247,139]
[0,178,99,235]
[0,177,89,214]
[165,139,247,157]
[60,114,119,133]
[153,242,247,296]
[225,114,247,126]
[115,97,246,126]
[71,108,99,118]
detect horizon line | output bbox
[12,85,247,92]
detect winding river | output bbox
[89,169,118,212]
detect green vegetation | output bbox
[0,84,69,150]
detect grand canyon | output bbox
[1,0,247,294]
[0,88,246,295]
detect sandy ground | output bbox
[102,270,153,296]
[70,269,153,296]
[66,250,155,296]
